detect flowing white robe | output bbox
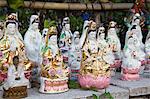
[24,28,42,64]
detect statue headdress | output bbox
[5,13,18,27]
[62,17,70,27]
[29,15,39,26]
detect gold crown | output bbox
[6,14,17,21]
[47,26,57,36]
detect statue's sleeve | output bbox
[24,32,34,52]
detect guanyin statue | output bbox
[97,26,115,76]
[106,21,122,76]
[40,26,69,93]
[121,33,142,81]
[59,17,73,66]
[24,15,42,86]
[78,20,111,89]
[1,13,32,89]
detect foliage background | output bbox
[0,0,150,45]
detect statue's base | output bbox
[39,77,69,93]
[121,67,140,81]
[121,74,140,81]
[3,86,27,98]
[78,74,110,89]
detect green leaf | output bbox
[68,80,80,89]
[49,20,57,27]
[44,19,49,28]
[100,92,114,99]
[7,0,24,10]
[92,94,99,99]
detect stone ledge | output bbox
[0,85,129,99]
[111,73,150,97]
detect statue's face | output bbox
[128,38,135,49]
[32,23,39,30]
[7,23,16,35]
[88,31,96,40]
[98,27,105,39]
[0,29,3,39]
[110,21,116,27]
[49,35,57,45]
[99,33,105,39]
[98,27,105,33]
[65,24,70,31]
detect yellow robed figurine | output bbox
[78,20,111,90]
[0,14,32,87]
[39,26,69,93]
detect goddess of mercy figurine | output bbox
[106,21,122,76]
[68,31,82,81]
[24,15,42,86]
[39,26,69,93]
[24,15,42,65]
[0,14,32,85]
[3,56,28,98]
[97,26,115,76]
[78,21,111,89]
[125,13,146,74]
[59,17,73,66]
[121,34,142,81]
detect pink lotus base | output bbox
[121,67,140,81]
[121,73,140,81]
[39,77,69,93]
[122,67,140,74]
[110,59,122,68]
[78,74,110,89]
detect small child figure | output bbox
[3,56,29,90]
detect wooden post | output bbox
[1,0,150,10]
[95,12,101,27]
[0,0,136,10]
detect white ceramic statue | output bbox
[121,34,142,81]
[106,21,122,72]
[59,17,73,65]
[68,31,82,81]
[40,26,69,93]
[24,15,42,65]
